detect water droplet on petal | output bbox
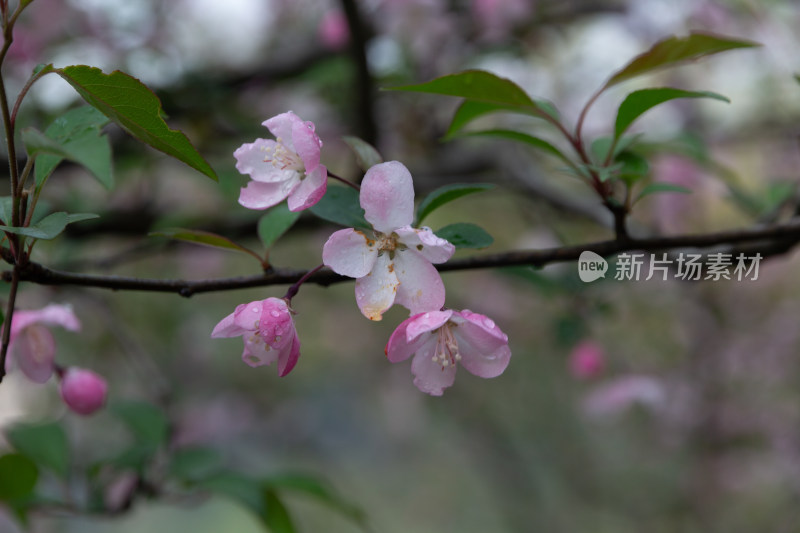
[483,318,495,329]
[270,310,280,318]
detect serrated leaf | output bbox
[604,32,760,89]
[436,223,493,249]
[342,136,383,172]
[0,212,99,240]
[258,204,302,250]
[266,473,367,526]
[150,228,261,261]
[0,454,38,501]
[445,100,558,139]
[416,183,495,225]
[56,65,217,181]
[23,127,113,188]
[263,489,297,533]
[6,422,70,479]
[460,129,571,166]
[169,447,223,483]
[635,182,692,203]
[615,88,729,139]
[111,401,169,449]
[389,70,555,118]
[308,185,369,229]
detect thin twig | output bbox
[4,220,800,296]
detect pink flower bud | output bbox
[60,367,108,415]
[568,341,605,380]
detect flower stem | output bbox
[327,170,360,191]
[0,266,20,383]
[283,263,326,302]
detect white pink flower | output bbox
[322,161,455,320]
[234,111,327,212]
[59,367,108,416]
[5,304,81,383]
[385,309,511,396]
[211,297,300,377]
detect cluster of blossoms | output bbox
[5,304,107,415]
[214,112,511,395]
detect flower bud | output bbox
[60,367,108,415]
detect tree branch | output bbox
[3,220,800,297]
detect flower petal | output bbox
[451,310,511,378]
[355,253,398,321]
[232,301,265,331]
[211,309,246,338]
[405,310,452,342]
[393,250,446,315]
[411,349,457,396]
[277,333,301,377]
[287,164,327,211]
[395,226,455,264]
[360,161,414,233]
[291,119,322,171]
[241,336,278,368]
[234,139,295,183]
[259,298,295,352]
[15,324,55,384]
[11,304,80,338]
[263,111,302,151]
[385,313,440,363]
[323,228,378,278]
[238,179,297,210]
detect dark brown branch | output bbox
[4,220,800,297]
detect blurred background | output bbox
[1,0,800,531]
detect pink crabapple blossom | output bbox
[59,367,108,416]
[211,297,300,377]
[385,309,511,396]
[568,340,606,380]
[322,161,455,321]
[234,111,327,212]
[4,303,81,383]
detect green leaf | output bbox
[389,70,555,118]
[615,88,729,139]
[0,212,99,240]
[342,136,383,172]
[604,32,760,89]
[111,401,169,449]
[169,447,224,483]
[265,473,367,526]
[263,489,297,533]
[6,422,69,478]
[0,454,38,501]
[616,151,650,185]
[56,65,217,181]
[34,106,113,188]
[257,204,302,250]
[444,100,558,139]
[23,127,113,188]
[416,183,495,225]
[436,223,494,249]
[635,182,692,203]
[309,186,369,229]
[198,473,297,532]
[0,196,14,225]
[460,129,572,166]
[150,228,261,260]
[197,473,264,515]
